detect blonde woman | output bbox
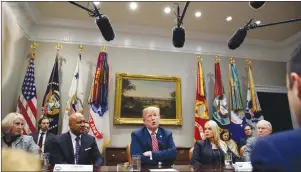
[191,120,239,166]
[1,112,38,155]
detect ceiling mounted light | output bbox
[129,2,138,10]
[93,1,100,6]
[164,7,171,14]
[195,11,201,18]
[226,16,232,21]
[255,20,261,24]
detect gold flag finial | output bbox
[229,57,235,64]
[31,42,38,58]
[101,45,107,52]
[197,55,202,63]
[56,43,62,56]
[214,56,220,63]
[78,44,84,53]
[245,59,252,67]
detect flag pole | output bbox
[101,45,107,52]
[78,44,83,60]
[31,42,38,59]
[56,43,62,57]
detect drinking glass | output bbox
[41,153,50,172]
[117,163,133,172]
[224,152,233,169]
[132,155,141,171]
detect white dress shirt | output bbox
[37,130,47,153]
[146,128,159,160]
[69,131,82,164]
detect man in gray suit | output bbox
[243,120,272,161]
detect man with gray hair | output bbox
[243,120,272,161]
[130,106,177,166]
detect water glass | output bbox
[224,152,233,169]
[117,163,133,172]
[41,153,50,171]
[132,155,141,171]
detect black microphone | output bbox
[249,1,266,9]
[228,27,248,50]
[172,26,185,48]
[95,15,115,41]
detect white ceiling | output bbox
[29,1,301,41]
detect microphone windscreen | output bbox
[96,15,115,41]
[172,26,185,48]
[228,27,247,50]
[249,1,266,9]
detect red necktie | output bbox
[151,132,159,151]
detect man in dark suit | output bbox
[130,106,177,166]
[30,116,55,154]
[251,44,301,171]
[49,113,104,171]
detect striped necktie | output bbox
[151,132,159,151]
[75,136,81,164]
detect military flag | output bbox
[212,56,230,129]
[88,48,111,153]
[194,56,209,141]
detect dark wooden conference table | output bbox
[100,165,234,171]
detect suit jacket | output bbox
[30,131,55,153]
[243,137,256,162]
[251,128,301,172]
[191,139,240,166]
[130,127,176,166]
[49,132,104,168]
[1,135,38,155]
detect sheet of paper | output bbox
[149,169,178,172]
[53,164,93,171]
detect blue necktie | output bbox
[75,136,81,164]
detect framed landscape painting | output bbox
[113,73,182,126]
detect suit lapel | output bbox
[156,128,163,150]
[65,132,75,164]
[33,133,38,143]
[144,127,152,150]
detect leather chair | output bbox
[126,143,131,163]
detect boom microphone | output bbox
[95,15,115,41]
[249,1,266,9]
[228,27,248,50]
[172,26,185,48]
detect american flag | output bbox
[17,58,37,135]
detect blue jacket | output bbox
[130,127,177,166]
[251,128,301,172]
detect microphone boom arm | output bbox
[179,1,191,25]
[247,17,301,29]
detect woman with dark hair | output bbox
[220,129,240,158]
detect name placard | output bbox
[53,164,93,171]
[234,162,253,171]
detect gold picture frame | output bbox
[114,73,182,126]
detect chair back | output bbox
[126,143,131,163]
[189,147,194,161]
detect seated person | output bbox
[130,106,176,166]
[191,120,239,166]
[238,124,253,150]
[49,113,104,171]
[30,116,55,155]
[1,112,38,155]
[243,120,272,162]
[220,129,240,158]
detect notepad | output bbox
[149,169,178,172]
